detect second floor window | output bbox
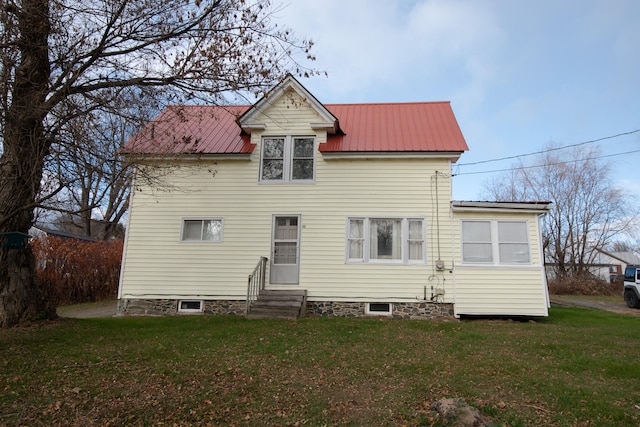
[260,136,315,183]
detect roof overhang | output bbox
[451,201,552,214]
[240,123,266,131]
[310,122,337,131]
[320,151,464,161]
[123,152,253,162]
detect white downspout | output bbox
[538,212,550,311]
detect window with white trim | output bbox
[347,217,425,264]
[260,136,315,182]
[181,218,223,242]
[178,300,203,313]
[498,221,530,263]
[461,220,530,264]
[365,303,392,316]
[461,221,493,263]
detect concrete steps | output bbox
[246,289,307,320]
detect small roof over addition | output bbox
[451,201,552,214]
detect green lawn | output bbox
[1,308,639,426]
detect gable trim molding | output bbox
[238,74,341,135]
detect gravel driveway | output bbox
[56,300,118,318]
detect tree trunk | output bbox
[0,0,56,327]
[0,151,56,327]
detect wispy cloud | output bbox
[275,0,640,200]
[279,0,504,105]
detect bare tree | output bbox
[608,241,637,253]
[0,0,319,327]
[484,145,638,279]
[45,88,157,239]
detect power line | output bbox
[453,148,640,177]
[456,128,640,167]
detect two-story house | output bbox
[117,75,551,319]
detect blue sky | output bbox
[275,0,640,200]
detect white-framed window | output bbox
[498,221,530,263]
[461,220,530,264]
[365,302,393,316]
[346,217,425,264]
[260,136,315,183]
[178,300,203,313]
[181,218,223,242]
[461,221,493,263]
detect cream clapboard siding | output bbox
[120,91,456,302]
[451,211,549,316]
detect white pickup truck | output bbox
[623,265,640,308]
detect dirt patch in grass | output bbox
[550,295,640,316]
[56,300,117,318]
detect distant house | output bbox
[30,226,98,242]
[29,226,98,270]
[594,249,640,282]
[49,216,126,240]
[117,74,551,319]
[544,248,640,284]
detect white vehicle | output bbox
[623,266,640,309]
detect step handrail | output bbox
[246,257,268,315]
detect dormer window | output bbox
[260,136,315,183]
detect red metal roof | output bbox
[321,102,468,152]
[124,105,253,156]
[124,102,468,155]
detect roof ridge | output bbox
[165,104,252,108]
[166,101,452,108]
[326,101,451,106]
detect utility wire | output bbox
[456,128,640,167]
[454,148,640,176]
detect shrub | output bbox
[32,235,123,306]
[548,274,621,296]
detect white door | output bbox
[270,215,300,284]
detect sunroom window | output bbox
[498,221,530,263]
[461,221,493,263]
[260,136,315,183]
[461,220,530,264]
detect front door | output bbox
[270,215,300,284]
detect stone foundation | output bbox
[117,298,454,320]
[308,301,454,320]
[117,299,245,316]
